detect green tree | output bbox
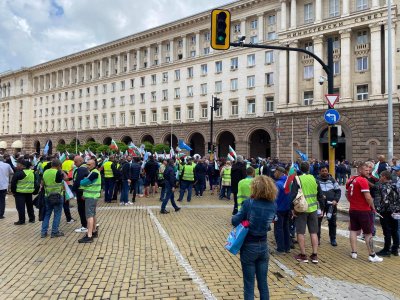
[154,143,170,153]
[143,141,154,153]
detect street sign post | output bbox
[325,94,339,108]
[324,109,340,125]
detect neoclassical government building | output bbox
[0,0,399,161]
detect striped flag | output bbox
[371,162,380,179]
[59,153,66,163]
[227,154,235,161]
[228,145,237,160]
[110,139,118,151]
[284,164,296,194]
[64,181,75,201]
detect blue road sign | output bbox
[324,109,340,125]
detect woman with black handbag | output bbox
[232,175,276,300]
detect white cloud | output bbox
[0,0,232,72]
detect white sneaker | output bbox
[368,254,383,263]
[67,219,75,224]
[351,252,358,259]
[75,227,88,233]
[119,202,125,206]
[127,201,133,205]
[124,203,129,206]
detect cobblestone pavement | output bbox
[0,190,399,300]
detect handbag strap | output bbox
[295,176,302,189]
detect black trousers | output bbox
[232,192,238,213]
[317,204,337,241]
[15,193,35,223]
[380,211,399,251]
[0,189,6,217]
[76,190,87,228]
[112,180,121,200]
[63,198,72,222]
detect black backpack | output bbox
[380,184,400,213]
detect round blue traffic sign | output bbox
[324,109,340,125]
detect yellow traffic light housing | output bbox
[211,9,231,50]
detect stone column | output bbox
[313,35,324,104]
[62,69,66,86]
[290,0,296,29]
[315,0,322,23]
[55,71,59,88]
[147,46,151,67]
[91,61,95,79]
[385,23,396,94]
[370,24,382,96]
[69,68,73,85]
[278,50,288,107]
[289,40,299,106]
[258,13,264,42]
[195,32,200,57]
[372,0,380,8]
[280,0,287,31]
[108,57,112,76]
[127,51,131,71]
[342,0,350,16]
[83,64,87,81]
[169,40,174,63]
[136,49,141,70]
[340,29,352,100]
[181,36,187,59]
[240,18,246,37]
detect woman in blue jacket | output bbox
[232,175,277,300]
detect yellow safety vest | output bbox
[103,161,114,178]
[182,164,195,181]
[43,169,63,196]
[299,174,319,213]
[16,170,35,193]
[82,169,102,199]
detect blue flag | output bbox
[43,141,50,155]
[178,139,192,151]
[295,150,308,162]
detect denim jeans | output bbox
[240,242,269,300]
[161,182,178,211]
[274,210,291,252]
[136,177,144,195]
[120,180,130,203]
[41,196,63,235]
[104,178,115,202]
[220,186,231,199]
[178,180,193,202]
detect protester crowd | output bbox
[0,149,399,299]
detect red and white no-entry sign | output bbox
[325,94,339,108]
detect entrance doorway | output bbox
[319,128,346,161]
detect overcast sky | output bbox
[0,0,233,73]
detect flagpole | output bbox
[75,130,78,154]
[276,118,280,159]
[291,117,294,163]
[171,121,173,149]
[306,117,309,160]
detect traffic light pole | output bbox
[230,38,335,175]
[326,38,335,178]
[210,96,214,160]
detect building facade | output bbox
[0,0,399,161]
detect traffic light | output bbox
[211,9,231,50]
[207,142,212,153]
[212,145,217,153]
[213,96,222,111]
[330,126,338,148]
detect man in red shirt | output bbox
[346,162,383,262]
